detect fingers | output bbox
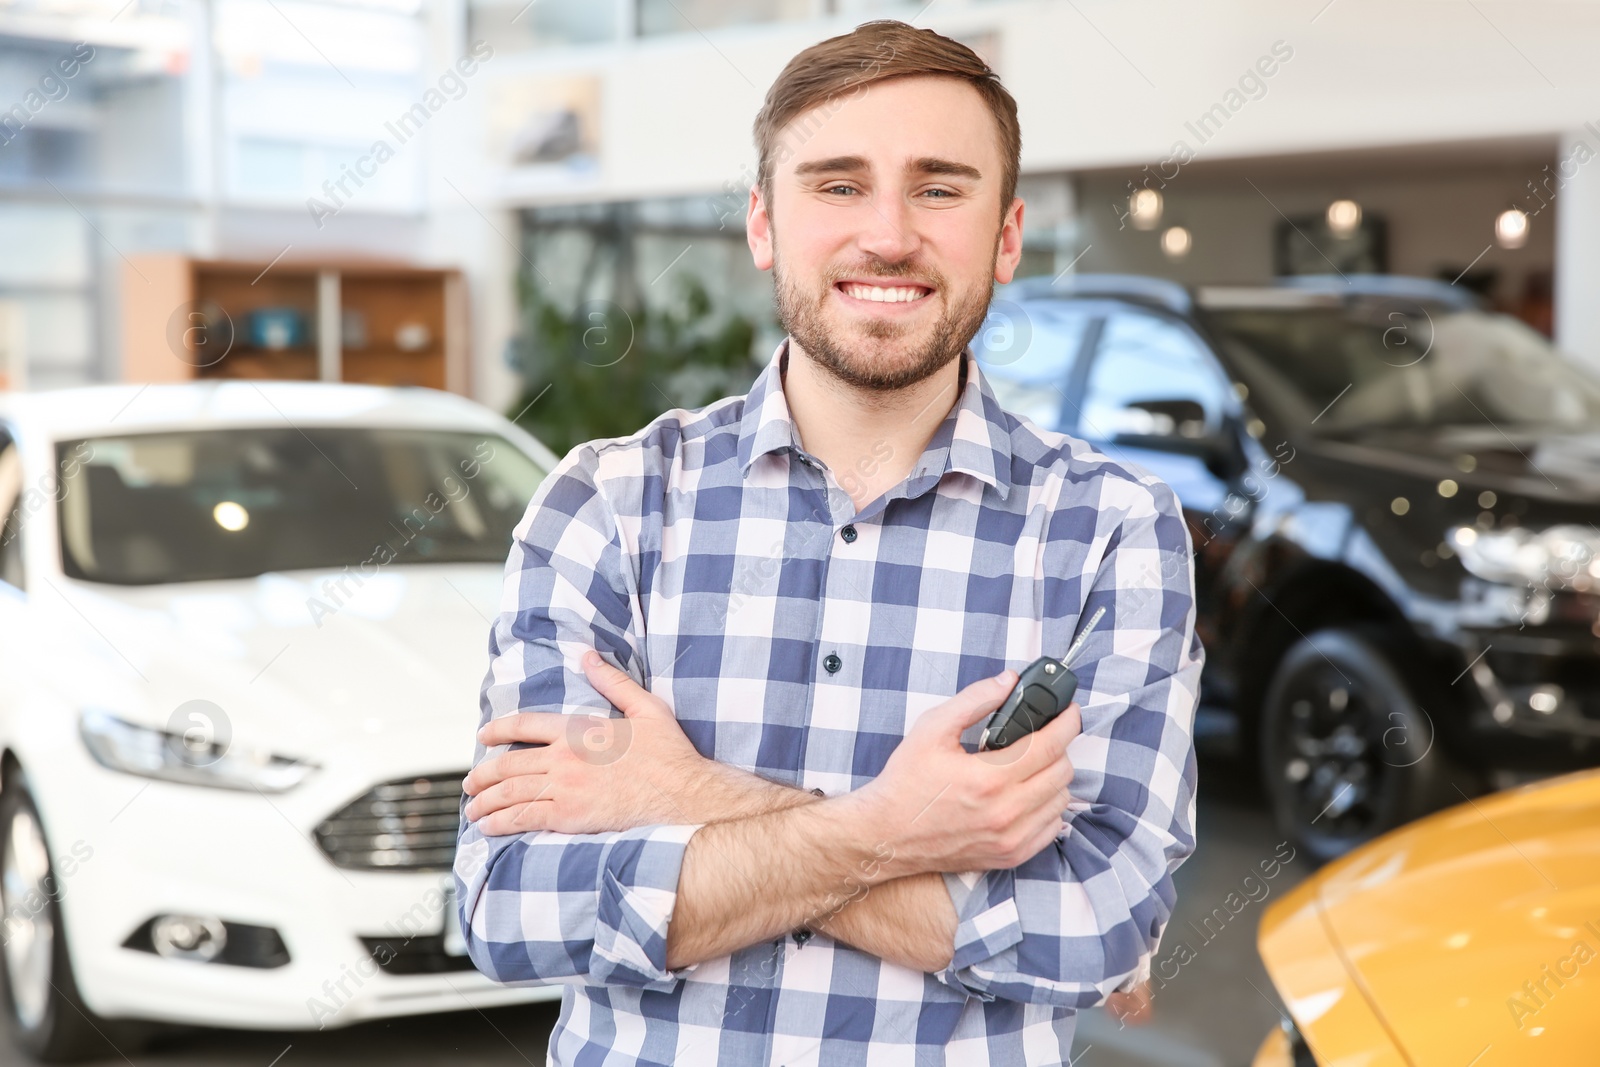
[1048,700,1084,745]
[463,747,550,795]
[995,799,1068,869]
[922,671,1017,738]
[477,711,565,749]
[980,701,1081,777]
[1106,984,1154,1027]
[464,772,551,822]
[1021,798,1068,860]
[477,800,554,837]
[1018,748,1074,815]
[1023,699,1082,771]
[581,650,658,718]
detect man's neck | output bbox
[781,339,964,512]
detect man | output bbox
[455,19,1201,1067]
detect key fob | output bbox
[979,657,1079,750]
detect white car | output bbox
[0,381,563,1059]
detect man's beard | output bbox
[772,241,997,393]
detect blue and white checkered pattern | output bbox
[455,338,1203,1066]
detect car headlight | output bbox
[1449,524,1600,590]
[79,709,314,793]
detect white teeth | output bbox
[842,283,929,303]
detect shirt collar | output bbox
[736,337,1014,501]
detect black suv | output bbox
[978,272,1600,861]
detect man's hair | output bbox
[752,19,1021,224]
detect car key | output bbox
[980,606,1106,751]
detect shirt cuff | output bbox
[935,868,1024,1001]
[591,823,704,991]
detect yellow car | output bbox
[1253,769,1600,1065]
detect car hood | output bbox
[44,564,507,767]
[1269,771,1600,1063]
[1307,426,1600,505]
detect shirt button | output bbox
[793,928,813,945]
[840,524,858,544]
[823,652,842,674]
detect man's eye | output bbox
[922,188,955,199]
[825,185,857,196]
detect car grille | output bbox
[314,772,464,871]
[360,934,477,974]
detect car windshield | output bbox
[974,301,1095,432]
[1204,301,1600,436]
[58,428,546,585]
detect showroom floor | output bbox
[4,753,1299,1067]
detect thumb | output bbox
[580,650,658,717]
[924,670,1017,741]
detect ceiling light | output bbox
[1496,208,1529,249]
[1160,225,1192,259]
[213,501,249,532]
[1326,199,1362,237]
[1129,188,1162,231]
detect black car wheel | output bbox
[1260,627,1449,865]
[0,776,109,1062]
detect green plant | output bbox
[506,270,759,455]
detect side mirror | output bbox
[1126,398,1207,438]
[1109,401,1248,481]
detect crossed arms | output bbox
[464,650,1076,974]
[451,446,1202,1005]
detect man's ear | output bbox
[993,196,1025,285]
[748,184,774,271]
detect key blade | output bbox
[1061,606,1107,668]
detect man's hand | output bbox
[661,673,1081,971]
[463,651,711,835]
[859,671,1082,879]
[1105,981,1154,1028]
[464,651,817,836]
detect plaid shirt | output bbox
[455,338,1203,1067]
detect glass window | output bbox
[235,138,307,198]
[57,429,547,586]
[1207,303,1600,436]
[0,443,22,591]
[975,301,1093,433]
[826,0,919,11]
[636,0,812,37]
[0,127,92,186]
[1080,311,1231,441]
[470,0,619,52]
[513,196,770,453]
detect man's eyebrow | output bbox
[792,155,870,178]
[908,156,982,182]
[790,155,984,182]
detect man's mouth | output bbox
[833,279,935,305]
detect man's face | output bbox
[749,75,1024,392]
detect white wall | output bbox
[1556,129,1600,368]
[472,0,1600,207]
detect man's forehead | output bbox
[772,76,998,179]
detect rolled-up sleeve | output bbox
[453,443,702,990]
[936,472,1202,1007]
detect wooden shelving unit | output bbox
[121,255,469,395]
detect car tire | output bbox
[0,776,112,1062]
[1260,626,1458,865]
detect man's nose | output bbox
[854,191,922,264]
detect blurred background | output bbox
[0,1,1597,1064]
[3,0,1592,434]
